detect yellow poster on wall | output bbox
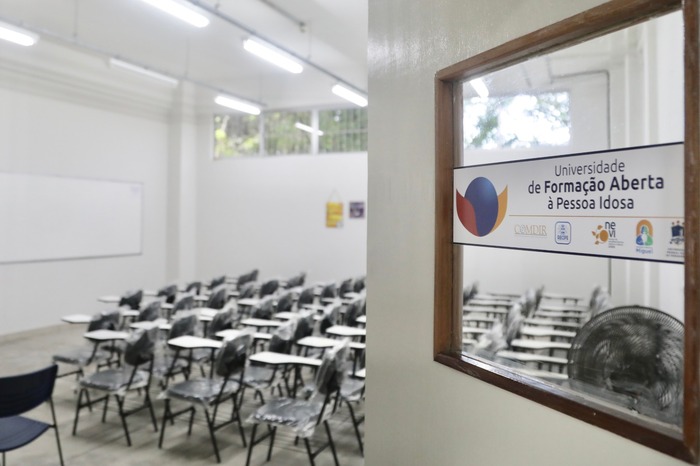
[326,202,344,228]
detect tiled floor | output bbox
[0,324,365,466]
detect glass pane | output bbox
[319,108,368,153]
[457,11,684,427]
[214,114,260,158]
[264,110,311,155]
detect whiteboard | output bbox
[0,173,143,263]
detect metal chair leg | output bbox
[245,423,258,466]
[324,420,339,466]
[158,400,170,448]
[204,409,221,463]
[115,395,132,446]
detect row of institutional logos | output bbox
[542,219,685,260]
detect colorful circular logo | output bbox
[456,177,508,236]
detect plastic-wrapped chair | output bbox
[138,300,162,322]
[119,289,143,310]
[320,304,341,336]
[338,278,354,298]
[206,285,229,310]
[184,281,203,296]
[252,297,276,320]
[340,364,365,455]
[0,364,64,466]
[297,286,316,309]
[153,313,199,388]
[238,282,257,300]
[343,299,364,327]
[72,328,159,446]
[245,341,350,466]
[157,284,179,304]
[53,309,121,379]
[237,269,259,288]
[259,279,279,299]
[192,309,235,376]
[293,312,315,354]
[158,331,254,463]
[208,275,227,291]
[285,272,306,289]
[276,291,295,315]
[243,322,295,404]
[166,294,195,320]
[353,276,366,293]
[320,283,337,303]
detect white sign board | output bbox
[453,143,684,264]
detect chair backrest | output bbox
[168,313,198,339]
[157,284,178,304]
[206,286,228,310]
[320,283,337,300]
[353,276,366,293]
[87,309,121,332]
[504,303,524,344]
[215,331,254,378]
[206,309,234,338]
[339,278,354,297]
[293,313,314,342]
[185,281,202,295]
[252,296,275,320]
[268,322,295,354]
[238,282,257,299]
[173,294,195,313]
[276,291,295,314]
[297,286,315,307]
[344,299,363,327]
[138,301,162,322]
[320,304,341,335]
[314,341,349,395]
[123,328,157,367]
[0,364,58,417]
[119,289,143,310]
[209,275,226,290]
[285,272,306,289]
[237,269,259,288]
[259,279,279,298]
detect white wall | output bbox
[366,0,687,465]
[0,59,170,334]
[195,120,368,284]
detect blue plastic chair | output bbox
[0,364,64,466]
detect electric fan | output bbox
[567,305,684,424]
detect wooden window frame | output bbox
[434,0,700,461]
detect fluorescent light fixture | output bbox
[139,0,209,28]
[469,78,489,99]
[243,38,303,74]
[331,84,368,107]
[295,122,324,136]
[109,58,179,87]
[215,95,261,115]
[0,21,39,47]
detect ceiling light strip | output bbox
[243,38,303,74]
[215,95,261,115]
[331,84,368,107]
[139,0,209,28]
[185,0,366,95]
[0,20,39,46]
[109,58,179,86]
[294,122,324,136]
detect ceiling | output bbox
[0,0,368,111]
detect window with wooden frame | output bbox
[434,0,700,462]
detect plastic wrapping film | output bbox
[206,309,234,338]
[259,279,279,298]
[343,299,363,327]
[319,304,341,334]
[237,269,259,288]
[339,278,354,297]
[249,340,350,437]
[157,284,178,304]
[285,272,306,289]
[87,309,121,331]
[52,347,112,366]
[252,296,275,320]
[215,329,254,377]
[238,282,257,300]
[297,287,315,307]
[173,295,195,313]
[206,285,228,310]
[119,289,143,310]
[209,275,226,289]
[292,312,314,342]
[276,291,295,314]
[353,275,366,293]
[138,301,162,322]
[168,312,198,339]
[471,322,508,354]
[320,282,337,300]
[503,302,524,344]
[79,328,156,395]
